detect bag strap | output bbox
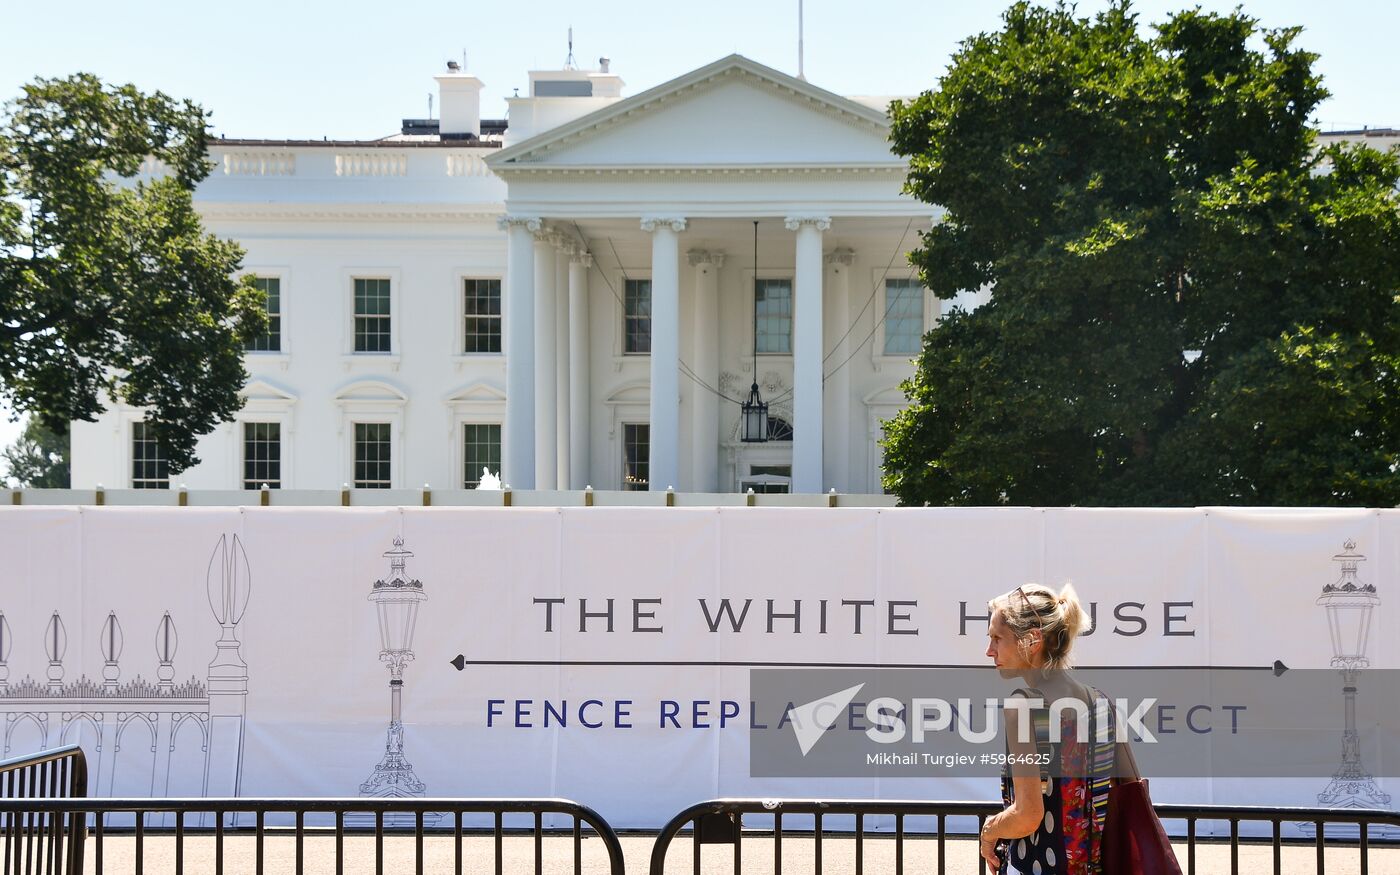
[1116,736,1144,788]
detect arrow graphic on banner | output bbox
[790,683,865,756]
[450,655,1289,673]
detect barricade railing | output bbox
[648,798,1400,875]
[1154,803,1400,875]
[1,798,626,875]
[0,744,89,874]
[0,747,626,875]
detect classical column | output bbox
[533,232,559,489]
[555,245,571,489]
[688,249,724,492]
[500,216,540,489]
[824,248,855,493]
[568,251,592,489]
[786,216,830,493]
[641,217,686,492]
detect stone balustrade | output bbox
[335,153,408,177]
[222,152,296,176]
[445,153,493,177]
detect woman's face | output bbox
[986,606,1039,675]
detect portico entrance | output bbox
[485,55,934,493]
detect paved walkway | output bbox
[72,833,1396,874]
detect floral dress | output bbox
[999,687,1117,875]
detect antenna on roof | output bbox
[797,0,806,80]
[565,27,577,70]
[428,93,433,120]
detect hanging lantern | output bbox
[742,220,769,443]
[741,381,769,443]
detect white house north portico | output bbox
[71,54,972,495]
[485,55,932,492]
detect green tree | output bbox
[884,1,1400,506]
[2,417,70,488]
[0,74,265,473]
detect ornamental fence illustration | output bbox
[0,533,249,812]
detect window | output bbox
[755,279,793,354]
[463,278,502,354]
[246,277,281,352]
[242,422,281,489]
[622,423,649,491]
[623,279,651,354]
[353,278,392,353]
[883,278,924,356]
[462,423,501,488]
[354,422,392,488]
[131,422,169,489]
[741,465,791,494]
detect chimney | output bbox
[435,62,485,138]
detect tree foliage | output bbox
[2,417,69,488]
[0,74,265,472]
[884,1,1400,506]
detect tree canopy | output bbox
[2,417,69,488]
[0,74,265,472]
[883,1,1400,506]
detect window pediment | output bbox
[445,381,507,405]
[334,380,408,406]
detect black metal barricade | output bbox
[0,744,89,875]
[649,798,1400,875]
[1,751,626,875]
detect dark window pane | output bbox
[246,277,282,352]
[353,278,392,352]
[755,279,792,354]
[131,421,170,489]
[883,278,923,355]
[623,423,649,491]
[242,421,282,489]
[462,423,502,488]
[354,422,392,488]
[624,279,651,354]
[464,278,503,353]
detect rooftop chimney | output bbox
[435,62,485,139]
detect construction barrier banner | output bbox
[0,506,1394,828]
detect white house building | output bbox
[71,54,988,494]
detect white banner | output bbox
[0,506,1393,828]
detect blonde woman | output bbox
[979,583,1138,875]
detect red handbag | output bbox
[1102,777,1183,875]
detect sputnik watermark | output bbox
[788,688,1159,756]
[749,667,1398,778]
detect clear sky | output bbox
[4,0,1396,141]
[1,0,1396,462]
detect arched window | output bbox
[767,416,793,441]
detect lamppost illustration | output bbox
[1307,540,1394,836]
[357,537,436,821]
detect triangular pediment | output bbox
[241,378,297,402]
[445,380,507,404]
[488,55,900,170]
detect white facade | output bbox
[72,55,985,494]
